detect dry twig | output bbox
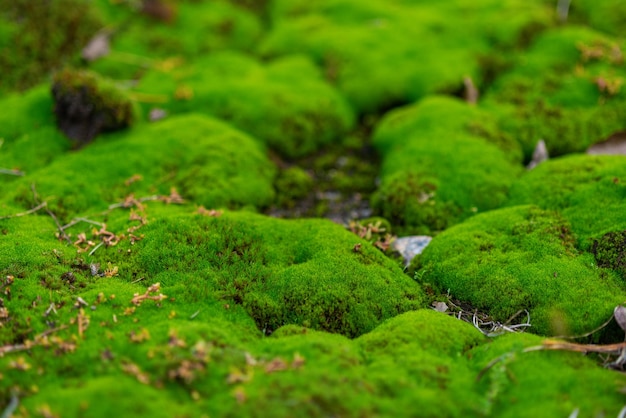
[0,168,25,176]
[131,283,168,306]
[0,201,47,220]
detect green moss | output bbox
[89,0,263,80]
[274,166,314,208]
[0,0,103,92]
[0,85,55,142]
[507,154,626,249]
[52,68,138,143]
[470,332,626,417]
[3,1,626,416]
[567,0,626,36]
[415,205,626,336]
[371,96,523,235]
[261,0,552,113]
[135,210,424,337]
[20,375,195,418]
[133,52,355,158]
[485,26,626,159]
[355,310,486,416]
[0,86,71,188]
[3,114,276,221]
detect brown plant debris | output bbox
[131,283,168,306]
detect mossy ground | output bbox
[2,0,626,416]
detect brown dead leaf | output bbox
[264,358,288,374]
[197,206,223,217]
[121,362,150,384]
[129,328,151,343]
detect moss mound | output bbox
[414,205,626,336]
[3,0,626,415]
[260,0,552,113]
[90,0,263,79]
[485,26,626,159]
[3,114,277,221]
[507,154,626,249]
[567,0,626,36]
[135,210,424,337]
[371,96,522,235]
[470,332,626,417]
[134,52,355,158]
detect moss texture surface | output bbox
[2,0,626,416]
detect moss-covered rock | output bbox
[133,52,355,158]
[0,0,103,92]
[414,205,626,336]
[3,114,277,221]
[52,68,137,144]
[260,0,552,113]
[485,26,626,159]
[507,154,626,249]
[371,96,523,235]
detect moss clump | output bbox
[52,68,137,144]
[414,205,626,336]
[485,27,626,159]
[355,310,486,417]
[135,210,424,337]
[507,154,626,249]
[4,114,276,221]
[567,0,626,36]
[0,0,103,93]
[134,52,355,158]
[470,332,626,417]
[89,0,263,79]
[371,96,523,235]
[260,0,551,113]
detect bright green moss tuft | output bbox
[567,0,626,36]
[20,375,195,418]
[507,154,626,249]
[485,26,626,159]
[415,205,626,336]
[0,86,71,189]
[355,310,486,417]
[261,0,552,113]
[3,114,276,221]
[89,0,263,79]
[134,210,424,337]
[371,96,523,235]
[134,52,355,158]
[470,332,626,417]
